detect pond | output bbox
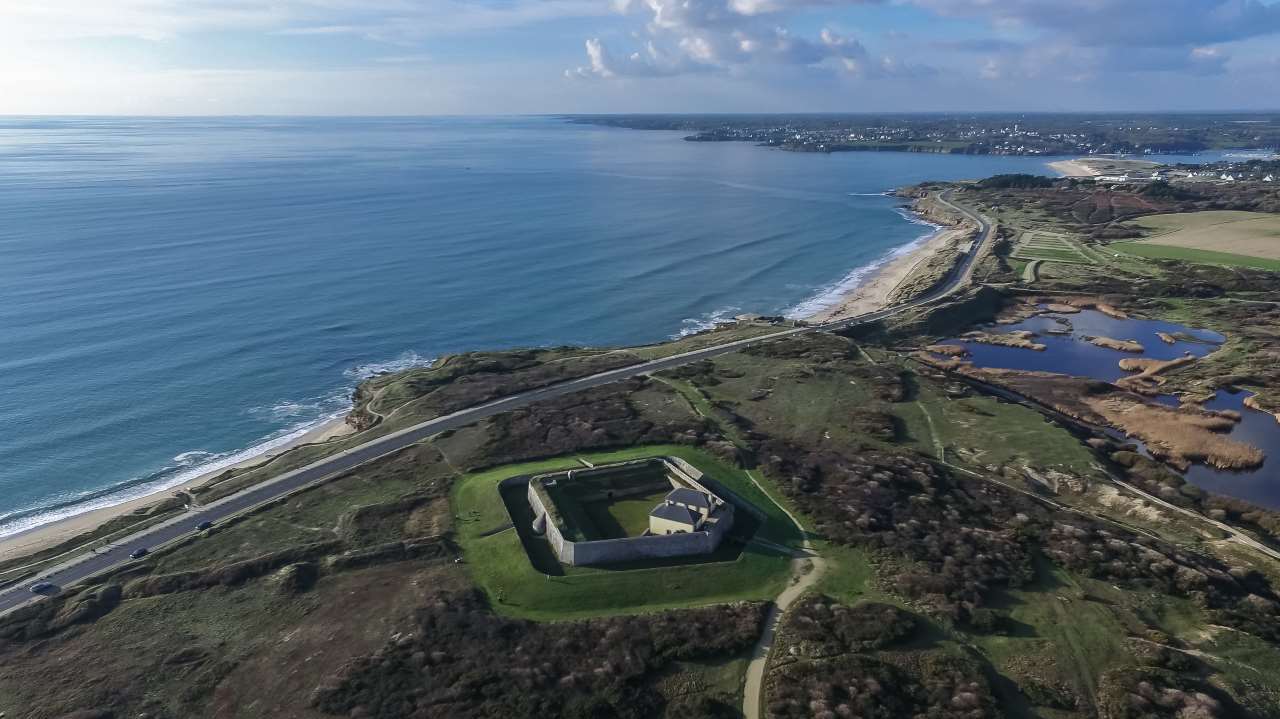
[1183,389,1280,508]
[943,308,1280,509]
[946,309,1223,383]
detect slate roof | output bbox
[665,487,711,509]
[650,503,698,526]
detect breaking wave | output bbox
[674,306,741,338]
[345,351,435,380]
[785,209,943,319]
[0,349,435,541]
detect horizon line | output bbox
[1,109,1279,119]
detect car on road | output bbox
[29,581,58,595]
[129,547,150,559]
[195,521,214,531]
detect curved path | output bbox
[740,471,826,719]
[742,551,825,719]
[0,190,990,618]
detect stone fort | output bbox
[527,456,735,566]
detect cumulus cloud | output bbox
[569,0,923,80]
[570,0,1280,87]
[904,0,1276,83]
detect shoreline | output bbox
[802,210,974,323]
[1048,159,1100,177]
[0,417,354,562]
[0,203,959,566]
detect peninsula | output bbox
[570,113,1280,157]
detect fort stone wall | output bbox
[522,456,738,567]
[526,479,572,563]
[568,530,716,566]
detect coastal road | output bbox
[0,190,991,618]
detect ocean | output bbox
[0,116,1224,538]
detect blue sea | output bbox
[0,116,1229,539]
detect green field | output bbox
[892,373,1104,478]
[1011,230,1095,265]
[581,489,670,538]
[970,562,1137,713]
[451,445,802,620]
[1111,241,1280,270]
[963,557,1280,718]
[1130,209,1280,241]
[1114,211,1280,269]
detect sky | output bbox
[2,0,1279,115]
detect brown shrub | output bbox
[925,344,970,357]
[1088,336,1145,353]
[764,652,996,719]
[123,540,343,598]
[311,591,767,719]
[1087,398,1261,471]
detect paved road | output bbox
[0,190,990,617]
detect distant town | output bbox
[569,113,1280,157]
[1049,155,1280,187]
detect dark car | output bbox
[195,521,214,531]
[129,547,150,559]
[29,581,58,595]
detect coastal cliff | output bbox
[346,383,382,432]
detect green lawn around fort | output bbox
[582,488,671,539]
[451,445,815,620]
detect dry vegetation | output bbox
[1044,303,1082,314]
[312,590,766,719]
[1062,298,1128,319]
[1116,355,1198,392]
[1127,211,1280,261]
[764,595,995,719]
[961,329,1046,351]
[1088,397,1261,471]
[927,360,1265,473]
[346,348,644,432]
[949,176,1280,242]
[1087,336,1145,353]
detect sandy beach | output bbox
[806,221,975,323]
[1048,159,1100,177]
[0,417,354,563]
